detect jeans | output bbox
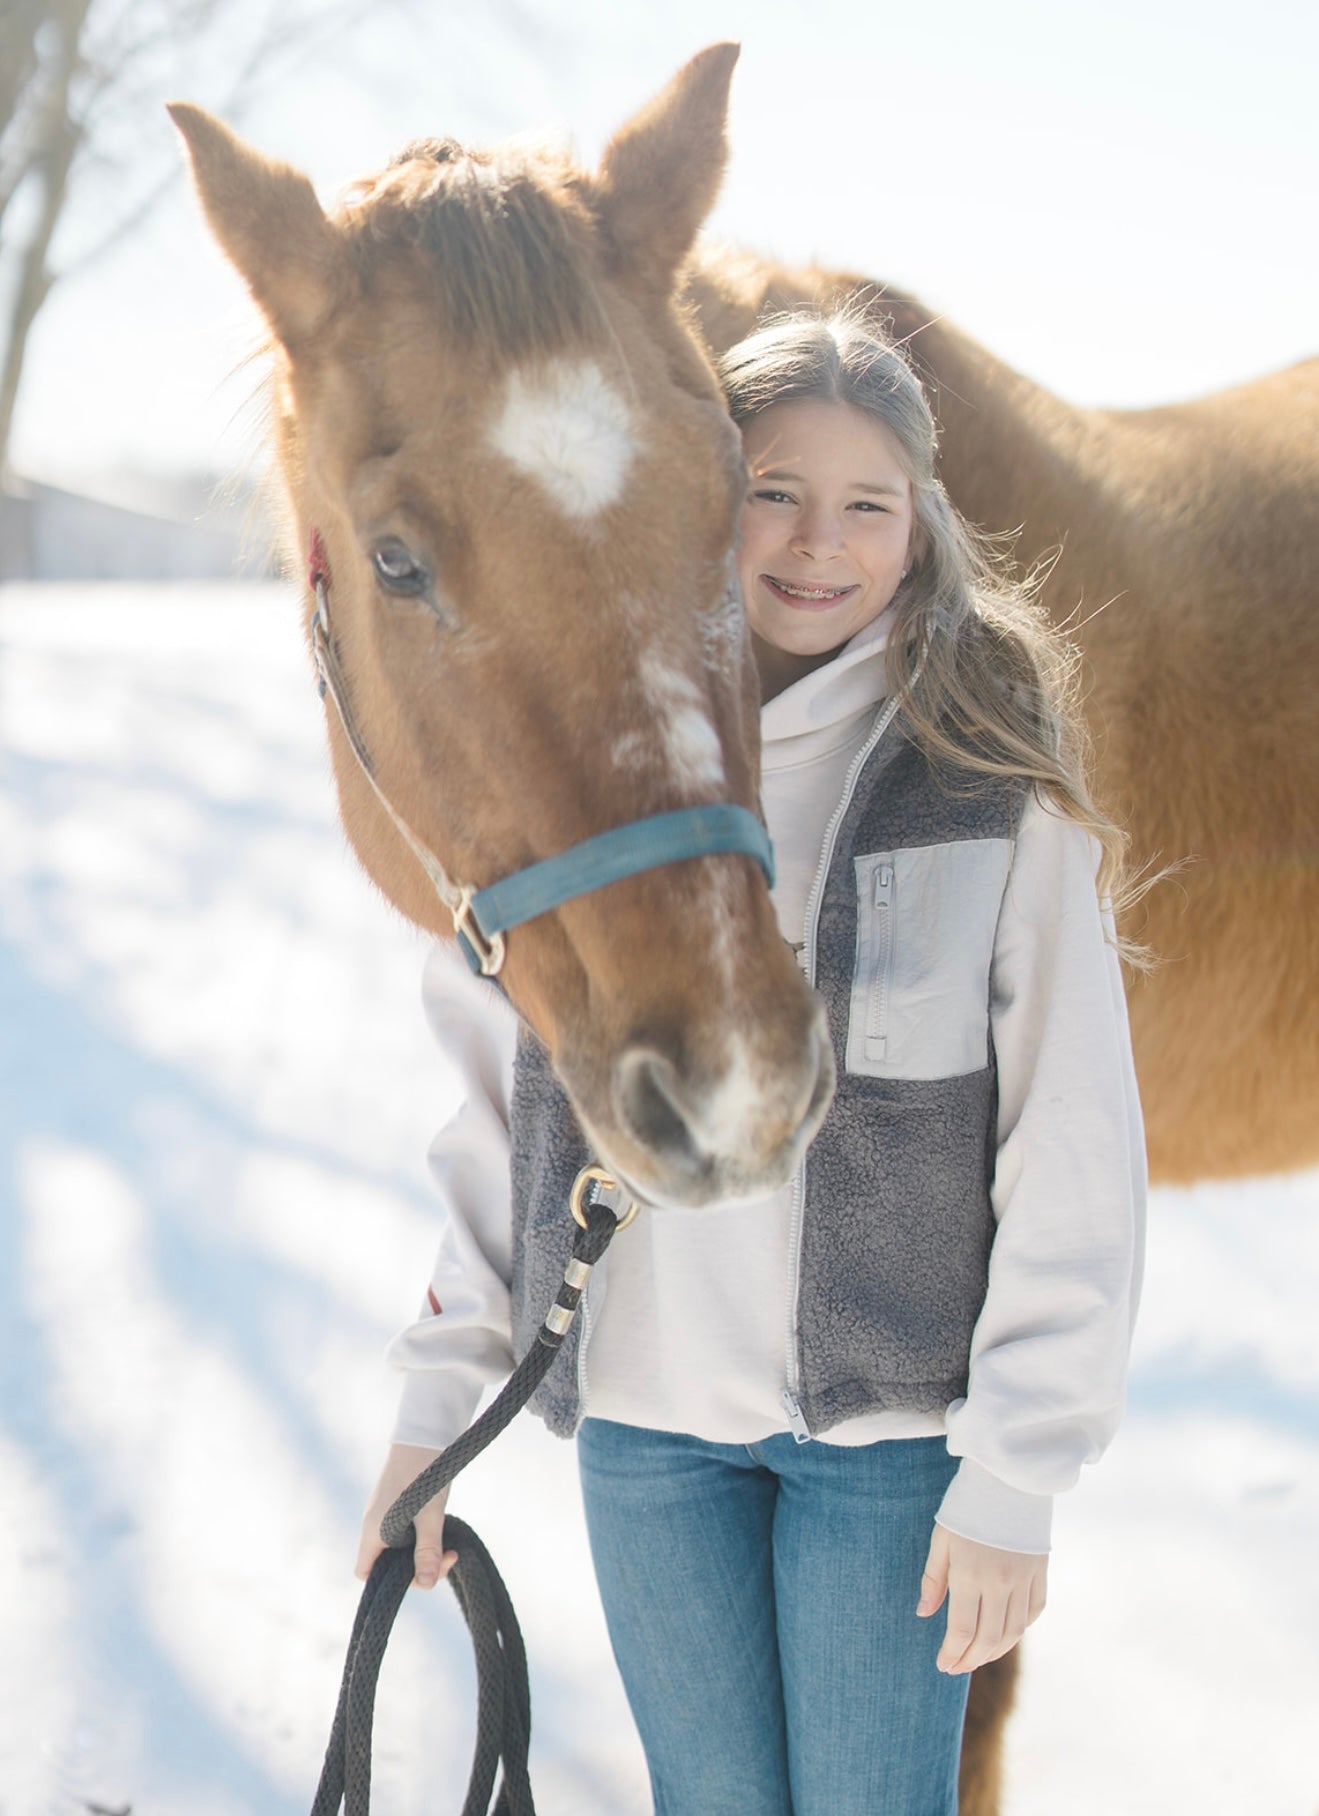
[576,1420,968,1816]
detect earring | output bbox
[901,568,909,579]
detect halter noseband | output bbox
[307,530,774,979]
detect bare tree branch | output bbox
[59,0,377,282]
[0,0,381,475]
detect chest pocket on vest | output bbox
[846,839,1012,1080]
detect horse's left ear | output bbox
[168,102,340,349]
[592,42,739,292]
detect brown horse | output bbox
[171,41,1318,1816]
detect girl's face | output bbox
[737,397,914,668]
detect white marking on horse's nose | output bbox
[490,358,637,517]
[637,651,726,790]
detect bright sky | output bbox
[10,0,1317,483]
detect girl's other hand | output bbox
[356,1442,457,1590]
[916,1523,1047,1674]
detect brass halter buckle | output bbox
[570,1164,641,1233]
[452,885,507,978]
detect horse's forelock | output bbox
[337,143,604,360]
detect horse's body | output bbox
[688,253,1319,1187]
[172,42,1318,1816]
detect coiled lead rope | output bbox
[310,1197,622,1816]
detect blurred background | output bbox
[3,0,1317,564]
[1,4,1316,1813]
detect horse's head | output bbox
[170,45,833,1208]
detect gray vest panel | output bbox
[797,734,1021,1431]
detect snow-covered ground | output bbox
[1,581,1315,1816]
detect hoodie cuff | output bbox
[935,1457,1053,1554]
[390,1365,484,1457]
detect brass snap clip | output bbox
[570,1163,641,1232]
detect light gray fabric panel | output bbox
[846,838,1012,1080]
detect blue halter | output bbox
[452,804,776,977]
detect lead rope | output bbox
[310,1190,626,1816]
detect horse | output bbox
[171,40,1319,1816]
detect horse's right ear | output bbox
[168,103,339,348]
[592,43,740,292]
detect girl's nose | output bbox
[790,511,843,559]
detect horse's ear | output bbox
[168,102,340,348]
[593,42,739,291]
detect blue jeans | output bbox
[577,1420,968,1816]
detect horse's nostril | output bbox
[615,1049,700,1165]
[610,1009,833,1202]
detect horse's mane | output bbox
[336,139,602,356]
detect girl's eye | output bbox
[850,500,887,514]
[371,538,429,595]
[751,488,794,506]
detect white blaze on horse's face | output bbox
[491,357,638,518]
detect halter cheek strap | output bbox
[307,530,774,979]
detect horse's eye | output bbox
[371,538,428,595]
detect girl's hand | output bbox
[356,1443,457,1590]
[916,1523,1048,1674]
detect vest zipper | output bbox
[781,1387,811,1443]
[783,692,905,1440]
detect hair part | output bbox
[718,307,1148,959]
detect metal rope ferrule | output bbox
[539,1170,639,1348]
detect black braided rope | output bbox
[310,1202,619,1816]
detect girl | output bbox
[357,313,1146,1816]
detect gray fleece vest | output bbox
[507,713,1025,1439]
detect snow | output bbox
[1,581,1315,1815]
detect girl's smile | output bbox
[760,576,860,608]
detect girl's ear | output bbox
[168,102,341,349]
[591,42,739,294]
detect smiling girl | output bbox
[358,312,1146,1816]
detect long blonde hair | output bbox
[718,309,1134,916]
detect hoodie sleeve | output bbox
[385,941,521,1452]
[936,790,1147,1554]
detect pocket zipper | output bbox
[865,863,894,1052]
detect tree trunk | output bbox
[0,0,91,477]
[0,0,44,154]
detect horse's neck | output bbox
[882,293,1098,562]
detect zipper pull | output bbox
[875,862,893,905]
[781,1388,811,1445]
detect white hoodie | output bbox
[388,618,1146,1554]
